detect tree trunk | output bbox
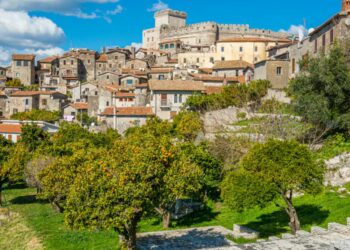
[281,191,301,234]
[125,218,138,250]
[162,211,171,229]
[0,182,2,206]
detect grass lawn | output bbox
[2,185,118,250]
[3,184,350,249]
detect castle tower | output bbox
[154,9,187,28]
[342,0,350,12]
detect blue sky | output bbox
[0,0,342,65]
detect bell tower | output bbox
[342,0,350,12]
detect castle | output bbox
[142,9,289,50]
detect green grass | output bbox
[317,134,350,160]
[3,185,350,249]
[3,185,118,250]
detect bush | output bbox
[11,110,61,123]
[185,80,270,112]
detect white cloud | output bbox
[0,0,121,19]
[147,0,169,12]
[107,5,123,15]
[0,9,65,49]
[280,25,309,39]
[0,9,65,66]
[125,42,142,50]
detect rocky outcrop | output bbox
[325,153,350,186]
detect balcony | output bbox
[62,73,78,80]
[160,100,172,109]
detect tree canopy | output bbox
[221,139,325,234]
[288,42,350,133]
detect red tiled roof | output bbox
[105,85,120,93]
[39,56,59,63]
[0,124,22,134]
[205,86,224,95]
[114,92,136,98]
[149,80,205,91]
[12,54,35,61]
[10,91,59,97]
[150,67,174,73]
[213,60,253,70]
[96,53,108,62]
[199,68,213,74]
[101,106,154,116]
[191,74,239,83]
[71,102,88,110]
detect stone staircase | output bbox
[221,219,350,250]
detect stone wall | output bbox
[325,153,350,186]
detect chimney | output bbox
[131,47,136,59]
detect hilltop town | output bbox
[2,1,350,250]
[1,0,346,136]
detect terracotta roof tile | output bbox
[39,56,59,63]
[150,67,174,73]
[0,124,22,134]
[114,92,136,98]
[71,102,88,110]
[12,54,35,61]
[101,106,154,116]
[191,74,239,83]
[149,80,205,91]
[205,86,224,95]
[10,91,59,97]
[97,53,108,62]
[213,60,253,70]
[199,68,213,74]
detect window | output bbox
[99,64,102,68]
[160,44,164,49]
[0,111,3,117]
[197,58,200,63]
[127,79,133,84]
[165,44,169,49]
[131,64,134,69]
[16,61,21,67]
[236,70,239,77]
[170,44,175,48]
[239,47,243,52]
[8,135,12,141]
[254,46,258,52]
[95,91,98,95]
[25,99,29,105]
[254,57,258,62]
[23,61,29,67]
[174,94,178,103]
[115,56,118,60]
[210,57,214,63]
[221,57,225,61]
[109,64,112,68]
[128,98,133,102]
[322,34,326,47]
[292,58,295,74]
[159,75,165,80]
[42,99,47,105]
[276,66,282,75]
[179,94,183,103]
[71,60,74,65]
[314,39,318,53]
[221,47,224,52]
[119,98,123,102]
[16,73,20,77]
[183,58,187,63]
[107,75,110,79]
[63,60,66,65]
[13,109,18,114]
[330,29,334,44]
[106,101,109,106]
[71,112,76,116]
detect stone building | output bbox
[0,67,6,84]
[149,67,174,80]
[289,0,350,77]
[125,59,149,70]
[99,106,154,134]
[0,91,8,117]
[37,56,60,86]
[254,59,290,89]
[59,54,80,86]
[143,9,289,51]
[149,79,205,120]
[97,72,120,85]
[11,54,35,85]
[213,60,253,77]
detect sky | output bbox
[0,0,341,66]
